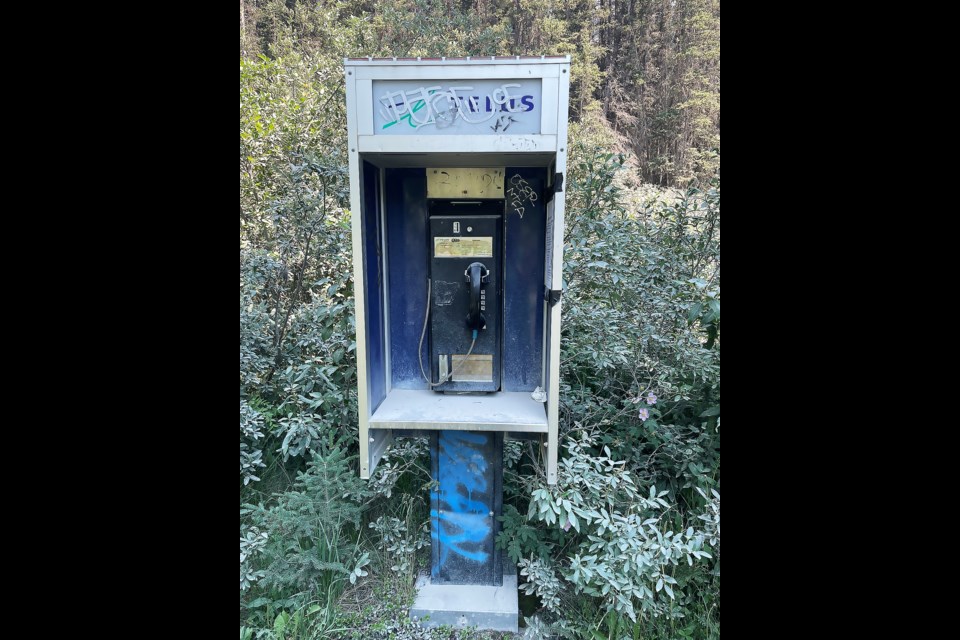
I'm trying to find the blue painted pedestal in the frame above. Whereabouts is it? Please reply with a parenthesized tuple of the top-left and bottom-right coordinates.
(430, 431, 504, 587)
(413, 430, 517, 632)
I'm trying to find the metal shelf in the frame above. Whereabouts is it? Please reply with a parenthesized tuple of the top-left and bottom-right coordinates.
(370, 390, 548, 433)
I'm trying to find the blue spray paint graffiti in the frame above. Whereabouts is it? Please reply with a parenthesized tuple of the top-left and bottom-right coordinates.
(431, 431, 494, 578)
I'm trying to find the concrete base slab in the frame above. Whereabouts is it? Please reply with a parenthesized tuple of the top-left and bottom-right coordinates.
(410, 567, 519, 633)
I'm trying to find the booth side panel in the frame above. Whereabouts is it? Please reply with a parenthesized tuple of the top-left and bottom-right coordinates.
(546, 62, 571, 485)
(363, 160, 388, 412)
(386, 169, 430, 390)
(363, 162, 394, 479)
(347, 72, 372, 479)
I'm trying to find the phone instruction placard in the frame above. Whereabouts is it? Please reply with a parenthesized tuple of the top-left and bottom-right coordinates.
(434, 237, 494, 258)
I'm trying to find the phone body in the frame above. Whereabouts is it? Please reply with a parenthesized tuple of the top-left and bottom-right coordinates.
(428, 203, 503, 393)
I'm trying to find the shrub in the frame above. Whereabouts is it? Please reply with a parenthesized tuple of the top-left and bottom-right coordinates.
(242, 434, 370, 612)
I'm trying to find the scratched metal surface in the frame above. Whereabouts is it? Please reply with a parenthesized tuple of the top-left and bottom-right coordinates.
(372, 80, 544, 136)
(428, 213, 502, 392)
(431, 431, 504, 586)
(384, 167, 546, 394)
(386, 169, 430, 389)
(503, 168, 546, 392)
(370, 390, 548, 432)
(363, 161, 388, 411)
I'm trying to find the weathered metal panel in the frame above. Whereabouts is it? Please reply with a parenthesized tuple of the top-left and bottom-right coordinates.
(503, 168, 546, 392)
(385, 169, 430, 389)
(427, 168, 505, 199)
(373, 79, 543, 136)
(353, 62, 565, 82)
(369, 390, 548, 433)
(358, 134, 557, 154)
(347, 69, 373, 479)
(431, 431, 503, 586)
(363, 161, 387, 412)
(546, 60, 571, 485)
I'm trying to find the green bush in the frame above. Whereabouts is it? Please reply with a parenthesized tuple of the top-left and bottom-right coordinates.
(498, 147, 720, 636)
(242, 434, 370, 617)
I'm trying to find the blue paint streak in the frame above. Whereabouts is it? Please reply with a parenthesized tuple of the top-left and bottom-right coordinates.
(430, 511, 491, 563)
(433, 432, 493, 572)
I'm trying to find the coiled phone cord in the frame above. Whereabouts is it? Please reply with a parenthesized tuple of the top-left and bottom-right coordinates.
(419, 278, 478, 387)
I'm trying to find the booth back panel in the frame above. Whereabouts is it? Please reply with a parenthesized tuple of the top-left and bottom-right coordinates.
(503, 168, 547, 392)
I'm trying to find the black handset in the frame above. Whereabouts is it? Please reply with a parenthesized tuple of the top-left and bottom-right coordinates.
(466, 262, 488, 332)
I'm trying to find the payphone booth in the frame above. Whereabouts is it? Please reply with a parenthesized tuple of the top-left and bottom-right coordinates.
(345, 57, 570, 632)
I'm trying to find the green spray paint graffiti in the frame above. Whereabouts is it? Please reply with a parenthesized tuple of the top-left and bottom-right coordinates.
(382, 91, 435, 130)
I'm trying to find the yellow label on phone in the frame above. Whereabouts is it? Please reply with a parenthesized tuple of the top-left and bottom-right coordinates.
(434, 237, 494, 258)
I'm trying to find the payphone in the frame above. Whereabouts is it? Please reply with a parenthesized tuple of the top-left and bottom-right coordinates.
(421, 203, 503, 393)
(345, 55, 570, 633)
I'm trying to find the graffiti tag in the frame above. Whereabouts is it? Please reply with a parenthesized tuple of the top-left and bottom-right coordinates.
(507, 174, 538, 219)
(379, 84, 535, 131)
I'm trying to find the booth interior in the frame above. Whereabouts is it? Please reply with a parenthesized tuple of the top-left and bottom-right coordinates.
(358, 153, 560, 471)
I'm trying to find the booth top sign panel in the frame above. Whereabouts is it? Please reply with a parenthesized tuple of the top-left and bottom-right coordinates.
(373, 79, 543, 136)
